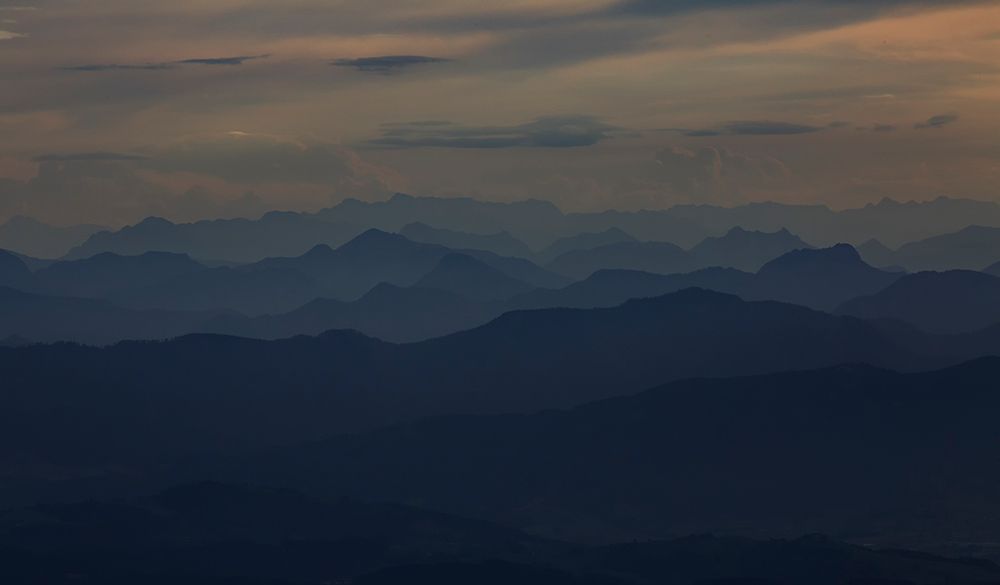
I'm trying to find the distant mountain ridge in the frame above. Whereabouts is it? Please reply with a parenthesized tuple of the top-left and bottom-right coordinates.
(400, 222, 534, 258)
(0, 215, 105, 258)
(60, 194, 1000, 263)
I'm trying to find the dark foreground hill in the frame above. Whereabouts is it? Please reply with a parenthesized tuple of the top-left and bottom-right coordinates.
(2, 482, 999, 585)
(233, 358, 1000, 549)
(1, 289, 999, 486)
(0, 482, 557, 585)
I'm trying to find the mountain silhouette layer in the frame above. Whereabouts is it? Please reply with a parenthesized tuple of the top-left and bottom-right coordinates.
(837, 270, 1000, 333)
(235, 358, 1000, 546)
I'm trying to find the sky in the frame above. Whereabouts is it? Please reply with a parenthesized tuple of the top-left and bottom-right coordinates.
(1, 0, 999, 226)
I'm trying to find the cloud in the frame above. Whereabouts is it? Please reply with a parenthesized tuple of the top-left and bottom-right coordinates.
(854, 123, 897, 132)
(61, 55, 269, 72)
(914, 114, 959, 129)
(1, 134, 399, 226)
(33, 152, 148, 162)
(0, 29, 23, 40)
(684, 120, 824, 137)
(653, 145, 791, 203)
(177, 55, 270, 66)
(332, 55, 451, 73)
(143, 132, 397, 196)
(368, 116, 617, 149)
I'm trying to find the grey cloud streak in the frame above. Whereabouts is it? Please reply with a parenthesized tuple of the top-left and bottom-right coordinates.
(368, 116, 618, 149)
(332, 55, 451, 73)
(61, 54, 270, 72)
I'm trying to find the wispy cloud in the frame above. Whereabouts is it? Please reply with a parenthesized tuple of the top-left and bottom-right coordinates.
(33, 152, 148, 162)
(914, 114, 959, 129)
(683, 120, 824, 137)
(368, 115, 617, 148)
(332, 55, 451, 73)
(61, 54, 270, 72)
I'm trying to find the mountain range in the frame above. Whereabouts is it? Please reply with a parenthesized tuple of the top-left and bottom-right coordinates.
(3, 288, 1000, 486)
(229, 357, 1000, 548)
(29, 194, 1000, 265)
(0, 241, 979, 345)
(859, 225, 1000, 272)
(3, 482, 998, 585)
(838, 270, 1000, 333)
(0, 215, 105, 259)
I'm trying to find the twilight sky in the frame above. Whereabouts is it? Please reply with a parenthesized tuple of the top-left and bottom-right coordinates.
(1, 0, 999, 226)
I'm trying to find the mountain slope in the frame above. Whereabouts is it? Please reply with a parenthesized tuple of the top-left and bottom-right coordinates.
(689, 227, 811, 272)
(0, 286, 224, 345)
(537, 228, 637, 263)
(0, 482, 553, 585)
(35, 251, 205, 299)
(415, 253, 534, 301)
(0, 289, 965, 469)
(0, 216, 105, 259)
(0, 250, 32, 290)
(837, 270, 1000, 333)
(547, 241, 693, 279)
(243, 358, 1000, 546)
(400, 222, 534, 258)
(748, 244, 902, 310)
(66, 213, 365, 263)
(890, 225, 1000, 271)
(203, 283, 496, 342)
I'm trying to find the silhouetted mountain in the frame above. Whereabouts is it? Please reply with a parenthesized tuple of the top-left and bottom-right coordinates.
(116, 264, 323, 316)
(857, 238, 896, 268)
(319, 193, 567, 249)
(564, 535, 1000, 585)
(0, 482, 553, 585)
(544, 229, 812, 281)
(415, 253, 534, 301)
(837, 271, 1000, 334)
(0, 215, 105, 259)
(54, 195, 1000, 266)
(400, 222, 534, 258)
(547, 241, 693, 279)
(35, 251, 205, 299)
(7, 483, 994, 585)
(538, 228, 637, 263)
(355, 561, 629, 585)
(889, 226, 1000, 271)
(66, 212, 366, 263)
(361, 536, 1000, 585)
(249, 229, 564, 301)
(986, 261, 1000, 277)
(250, 230, 453, 300)
(323, 194, 1000, 249)
(0, 250, 32, 289)
(5, 289, 995, 477)
(242, 358, 1000, 547)
(689, 227, 811, 272)
(203, 283, 496, 342)
(0, 286, 224, 345)
(509, 267, 752, 311)
(747, 244, 902, 310)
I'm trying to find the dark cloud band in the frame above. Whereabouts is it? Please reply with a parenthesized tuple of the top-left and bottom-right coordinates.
(332, 55, 451, 73)
(61, 54, 269, 72)
(368, 116, 616, 149)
